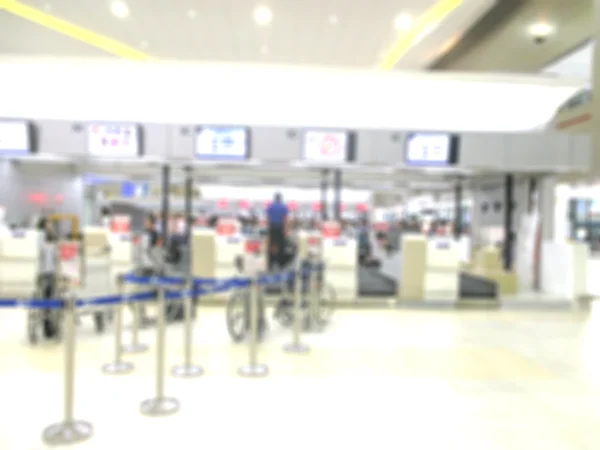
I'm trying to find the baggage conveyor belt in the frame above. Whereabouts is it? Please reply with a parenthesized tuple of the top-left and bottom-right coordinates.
(263, 267, 498, 300)
(357, 267, 498, 299)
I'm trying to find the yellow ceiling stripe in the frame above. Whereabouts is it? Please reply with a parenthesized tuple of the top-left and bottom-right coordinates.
(378, 0, 463, 70)
(0, 0, 153, 60)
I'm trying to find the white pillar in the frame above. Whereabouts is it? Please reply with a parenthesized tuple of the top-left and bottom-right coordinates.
(538, 176, 557, 241)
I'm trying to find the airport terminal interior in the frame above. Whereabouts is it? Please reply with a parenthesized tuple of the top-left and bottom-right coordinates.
(2, 0, 600, 449)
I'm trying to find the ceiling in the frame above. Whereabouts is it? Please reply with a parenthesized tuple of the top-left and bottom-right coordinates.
(542, 39, 593, 82)
(0, 0, 495, 69)
(432, 0, 593, 74)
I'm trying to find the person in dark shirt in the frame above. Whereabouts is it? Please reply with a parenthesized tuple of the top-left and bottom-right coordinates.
(266, 192, 289, 271)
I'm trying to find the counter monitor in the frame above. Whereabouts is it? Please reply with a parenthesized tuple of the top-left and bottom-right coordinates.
(87, 123, 142, 158)
(404, 133, 459, 166)
(195, 127, 250, 161)
(302, 130, 355, 164)
(0, 120, 33, 156)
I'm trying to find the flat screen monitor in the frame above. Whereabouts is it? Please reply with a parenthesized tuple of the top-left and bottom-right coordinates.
(87, 123, 142, 158)
(195, 127, 250, 161)
(0, 120, 31, 156)
(302, 130, 354, 164)
(404, 133, 459, 166)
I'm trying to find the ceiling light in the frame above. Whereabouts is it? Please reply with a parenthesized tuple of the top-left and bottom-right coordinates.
(110, 1, 130, 19)
(528, 22, 555, 38)
(260, 45, 269, 54)
(329, 14, 338, 25)
(187, 9, 197, 19)
(43, 3, 52, 12)
(140, 40, 149, 49)
(394, 13, 412, 31)
(253, 5, 273, 26)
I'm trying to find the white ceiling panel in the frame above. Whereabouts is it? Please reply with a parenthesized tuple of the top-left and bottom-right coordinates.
(1, 0, 491, 69)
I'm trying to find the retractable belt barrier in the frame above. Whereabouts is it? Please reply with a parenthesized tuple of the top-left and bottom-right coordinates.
(0, 269, 306, 310)
(0, 265, 321, 447)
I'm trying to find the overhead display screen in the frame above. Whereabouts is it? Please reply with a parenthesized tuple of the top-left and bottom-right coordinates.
(87, 123, 141, 158)
(302, 131, 351, 163)
(0, 120, 31, 155)
(195, 127, 249, 161)
(404, 133, 459, 166)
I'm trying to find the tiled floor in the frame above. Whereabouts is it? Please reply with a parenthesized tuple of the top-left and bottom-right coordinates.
(1, 302, 600, 449)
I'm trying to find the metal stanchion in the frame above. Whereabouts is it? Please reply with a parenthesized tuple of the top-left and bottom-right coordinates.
(171, 279, 204, 377)
(102, 278, 134, 374)
(140, 284, 179, 416)
(237, 277, 269, 377)
(121, 284, 149, 354)
(283, 264, 310, 353)
(42, 291, 93, 446)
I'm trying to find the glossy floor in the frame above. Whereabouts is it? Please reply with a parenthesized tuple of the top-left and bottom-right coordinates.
(1, 303, 600, 450)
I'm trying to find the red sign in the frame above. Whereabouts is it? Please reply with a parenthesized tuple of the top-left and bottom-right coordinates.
(216, 219, 237, 236)
(288, 201, 298, 211)
(308, 236, 321, 246)
(373, 222, 389, 232)
(239, 199, 250, 210)
(28, 192, 48, 204)
(312, 202, 322, 212)
(111, 215, 131, 233)
(216, 199, 228, 209)
(321, 221, 341, 239)
(245, 240, 262, 254)
(357, 203, 368, 213)
(59, 242, 78, 261)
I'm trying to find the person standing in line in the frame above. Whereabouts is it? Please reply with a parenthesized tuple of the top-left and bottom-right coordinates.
(266, 192, 289, 272)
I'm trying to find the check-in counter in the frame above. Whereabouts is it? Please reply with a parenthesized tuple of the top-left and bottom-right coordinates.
(399, 234, 459, 303)
(192, 219, 245, 301)
(0, 229, 41, 297)
(541, 241, 588, 301)
(320, 222, 357, 302)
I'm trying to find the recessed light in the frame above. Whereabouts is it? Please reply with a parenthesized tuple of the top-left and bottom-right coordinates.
(187, 9, 197, 19)
(140, 40, 149, 49)
(329, 14, 338, 25)
(260, 44, 269, 54)
(394, 13, 412, 31)
(110, 1, 130, 19)
(43, 3, 52, 12)
(253, 5, 273, 26)
(528, 22, 555, 37)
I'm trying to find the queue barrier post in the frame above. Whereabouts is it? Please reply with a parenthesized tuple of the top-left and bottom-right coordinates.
(237, 275, 269, 378)
(122, 276, 149, 354)
(102, 276, 134, 374)
(140, 282, 180, 416)
(171, 278, 204, 378)
(42, 290, 94, 446)
(283, 263, 310, 354)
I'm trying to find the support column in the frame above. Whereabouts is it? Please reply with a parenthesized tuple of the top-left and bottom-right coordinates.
(333, 169, 342, 221)
(161, 165, 170, 270)
(184, 166, 193, 246)
(320, 169, 329, 221)
(593, 0, 600, 172)
(453, 180, 463, 240)
(503, 174, 514, 271)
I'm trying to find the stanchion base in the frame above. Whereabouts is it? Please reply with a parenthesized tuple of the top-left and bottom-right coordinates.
(283, 342, 310, 354)
(102, 360, 135, 375)
(237, 363, 269, 378)
(140, 397, 180, 416)
(42, 420, 93, 446)
(122, 342, 149, 353)
(171, 364, 204, 378)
